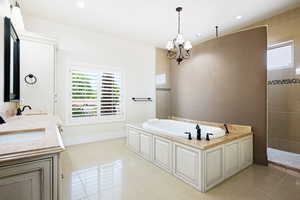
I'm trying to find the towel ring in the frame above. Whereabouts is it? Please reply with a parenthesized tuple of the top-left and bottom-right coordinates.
(24, 74, 37, 85)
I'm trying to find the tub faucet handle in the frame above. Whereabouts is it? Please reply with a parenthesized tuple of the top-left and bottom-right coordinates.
(224, 124, 229, 134)
(196, 124, 201, 140)
(206, 133, 213, 141)
(0, 116, 5, 124)
(184, 132, 192, 140)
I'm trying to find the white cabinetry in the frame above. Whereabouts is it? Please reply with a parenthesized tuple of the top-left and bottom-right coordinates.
(127, 129, 140, 153)
(224, 140, 240, 178)
(240, 135, 253, 169)
(140, 132, 152, 161)
(173, 142, 201, 188)
(204, 146, 224, 190)
(20, 33, 56, 114)
(126, 126, 253, 193)
(153, 136, 172, 172)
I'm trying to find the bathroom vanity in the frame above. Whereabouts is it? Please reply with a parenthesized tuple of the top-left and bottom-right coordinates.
(126, 119, 253, 192)
(0, 115, 64, 200)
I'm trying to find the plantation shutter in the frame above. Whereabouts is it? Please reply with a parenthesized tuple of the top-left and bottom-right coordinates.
(71, 70, 99, 119)
(100, 72, 122, 116)
(70, 67, 123, 123)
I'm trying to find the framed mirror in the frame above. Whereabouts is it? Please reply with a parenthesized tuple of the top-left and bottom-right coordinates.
(4, 17, 20, 102)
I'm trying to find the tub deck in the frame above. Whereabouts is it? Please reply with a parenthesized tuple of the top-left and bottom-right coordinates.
(127, 123, 252, 150)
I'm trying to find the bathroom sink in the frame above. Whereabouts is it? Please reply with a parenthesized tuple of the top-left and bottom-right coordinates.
(0, 128, 45, 144)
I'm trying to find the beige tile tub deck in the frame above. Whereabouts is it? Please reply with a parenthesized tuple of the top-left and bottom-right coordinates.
(127, 122, 252, 151)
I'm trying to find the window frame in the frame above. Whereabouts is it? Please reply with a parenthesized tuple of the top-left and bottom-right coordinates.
(66, 63, 126, 125)
(267, 40, 294, 71)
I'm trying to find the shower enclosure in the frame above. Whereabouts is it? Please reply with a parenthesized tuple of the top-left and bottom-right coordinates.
(267, 40, 300, 170)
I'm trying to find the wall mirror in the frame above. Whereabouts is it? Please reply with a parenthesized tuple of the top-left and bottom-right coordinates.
(4, 17, 20, 102)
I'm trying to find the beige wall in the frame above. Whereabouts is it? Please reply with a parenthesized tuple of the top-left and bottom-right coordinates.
(155, 48, 171, 119)
(247, 7, 300, 154)
(170, 27, 268, 165)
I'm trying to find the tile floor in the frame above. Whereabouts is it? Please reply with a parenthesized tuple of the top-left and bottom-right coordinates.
(268, 147, 300, 170)
(60, 139, 300, 200)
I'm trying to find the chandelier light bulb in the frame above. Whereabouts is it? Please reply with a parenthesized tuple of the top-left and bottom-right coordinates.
(166, 41, 174, 50)
(176, 34, 184, 45)
(184, 40, 192, 50)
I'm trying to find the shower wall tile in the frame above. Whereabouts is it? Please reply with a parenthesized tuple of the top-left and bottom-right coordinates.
(289, 140, 300, 154)
(268, 68, 300, 80)
(268, 111, 289, 139)
(288, 112, 300, 142)
(268, 137, 279, 149)
(277, 138, 289, 151)
(268, 85, 300, 113)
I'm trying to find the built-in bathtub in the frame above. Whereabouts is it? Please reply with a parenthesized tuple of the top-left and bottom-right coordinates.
(126, 119, 253, 192)
(142, 119, 226, 139)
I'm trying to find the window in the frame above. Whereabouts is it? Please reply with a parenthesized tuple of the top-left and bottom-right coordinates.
(69, 65, 124, 124)
(267, 41, 294, 71)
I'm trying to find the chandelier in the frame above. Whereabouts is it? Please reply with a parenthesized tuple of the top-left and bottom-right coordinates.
(166, 7, 192, 65)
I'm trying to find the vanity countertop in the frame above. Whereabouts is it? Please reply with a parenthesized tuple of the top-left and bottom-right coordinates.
(127, 123, 252, 150)
(0, 115, 65, 163)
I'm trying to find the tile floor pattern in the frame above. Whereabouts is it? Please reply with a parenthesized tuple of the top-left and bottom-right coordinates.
(61, 139, 300, 200)
(268, 147, 300, 170)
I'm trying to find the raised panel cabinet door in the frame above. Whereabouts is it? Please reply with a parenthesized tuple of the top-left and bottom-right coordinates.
(205, 146, 223, 191)
(240, 136, 253, 169)
(173, 143, 200, 187)
(140, 133, 152, 160)
(0, 170, 41, 200)
(20, 40, 55, 114)
(0, 158, 52, 200)
(128, 129, 140, 153)
(153, 136, 172, 172)
(224, 141, 239, 178)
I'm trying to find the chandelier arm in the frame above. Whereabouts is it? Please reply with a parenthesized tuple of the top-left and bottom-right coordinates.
(182, 50, 191, 59)
(167, 50, 177, 59)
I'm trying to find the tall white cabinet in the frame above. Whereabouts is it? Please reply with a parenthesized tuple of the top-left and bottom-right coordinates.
(20, 32, 56, 114)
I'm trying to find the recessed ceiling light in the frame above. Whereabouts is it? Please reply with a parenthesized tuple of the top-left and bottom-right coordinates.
(76, 0, 85, 8)
(236, 15, 243, 20)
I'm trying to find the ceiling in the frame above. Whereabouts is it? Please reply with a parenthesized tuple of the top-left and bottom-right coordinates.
(20, 0, 300, 47)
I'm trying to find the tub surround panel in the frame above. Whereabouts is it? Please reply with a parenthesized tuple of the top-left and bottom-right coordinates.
(170, 27, 267, 165)
(0, 115, 65, 163)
